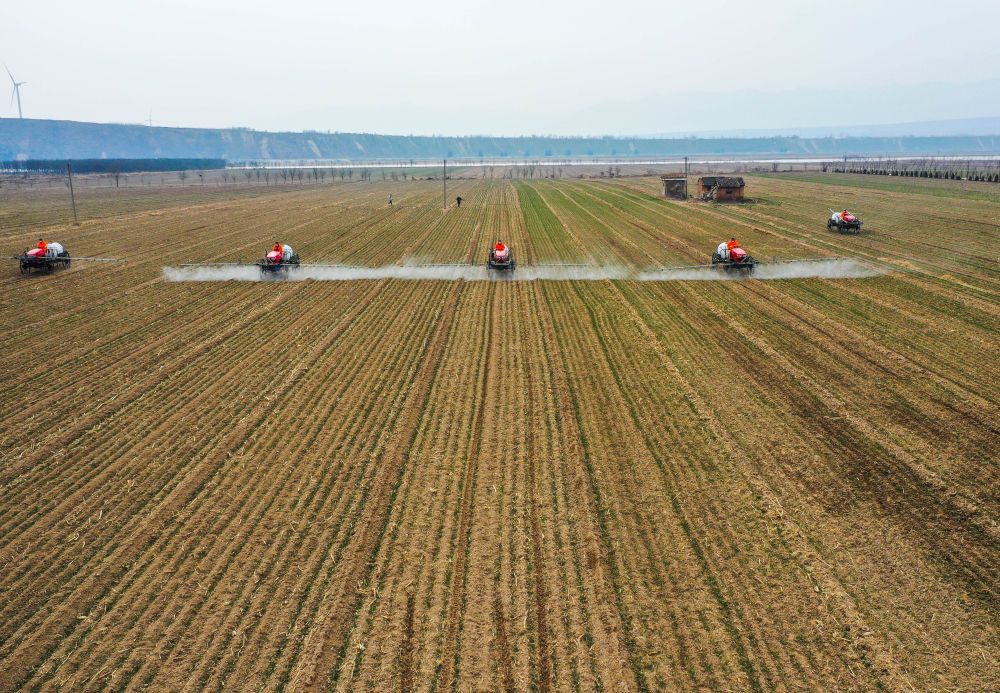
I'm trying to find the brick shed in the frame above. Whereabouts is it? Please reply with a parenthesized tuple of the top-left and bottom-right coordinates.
(660, 176, 688, 199)
(697, 176, 745, 201)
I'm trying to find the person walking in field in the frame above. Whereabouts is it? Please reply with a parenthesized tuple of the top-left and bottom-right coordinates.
(388, 194, 393, 206)
(456, 196, 463, 208)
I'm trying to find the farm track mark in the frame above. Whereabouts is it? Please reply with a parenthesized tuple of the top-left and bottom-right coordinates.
(292, 280, 464, 692)
(436, 281, 494, 693)
(523, 281, 552, 693)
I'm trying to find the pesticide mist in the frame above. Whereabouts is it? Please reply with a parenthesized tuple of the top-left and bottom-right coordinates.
(164, 259, 881, 283)
(640, 259, 882, 281)
(162, 265, 633, 282)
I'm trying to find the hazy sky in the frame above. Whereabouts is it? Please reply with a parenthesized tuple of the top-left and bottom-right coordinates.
(3, 0, 999, 135)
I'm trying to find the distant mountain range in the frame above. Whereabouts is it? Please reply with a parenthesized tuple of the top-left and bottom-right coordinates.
(645, 117, 1000, 139)
(2, 118, 999, 163)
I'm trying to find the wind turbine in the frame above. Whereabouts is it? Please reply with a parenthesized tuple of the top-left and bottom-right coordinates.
(5, 65, 26, 119)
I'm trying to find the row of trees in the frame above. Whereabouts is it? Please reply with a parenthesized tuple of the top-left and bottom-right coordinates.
(214, 167, 428, 185)
(829, 165, 1000, 182)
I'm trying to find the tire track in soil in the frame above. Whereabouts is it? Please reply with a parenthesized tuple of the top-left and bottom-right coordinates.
(291, 279, 464, 693)
(436, 280, 495, 693)
(0, 278, 388, 693)
(491, 591, 517, 693)
(400, 591, 416, 693)
(524, 280, 552, 693)
(608, 279, 900, 690)
(532, 282, 638, 692)
(559, 279, 763, 692)
(677, 281, 1000, 613)
(730, 279, 1000, 512)
(309, 287, 486, 691)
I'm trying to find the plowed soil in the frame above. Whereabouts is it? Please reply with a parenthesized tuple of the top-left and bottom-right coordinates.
(1, 174, 998, 691)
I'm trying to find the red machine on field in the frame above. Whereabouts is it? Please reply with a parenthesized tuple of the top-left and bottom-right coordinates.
(176, 242, 304, 278)
(712, 240, 758, 275)
(828, 209, 863, 234)
(2, 240, 121, 275)
(258, 243, 300, 275)
(647, 239, 839, 279)
(487, 240, 515, 271)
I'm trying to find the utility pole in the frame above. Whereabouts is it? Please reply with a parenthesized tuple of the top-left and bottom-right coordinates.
(67, 162, 79, 225)
(443, 159, 447, 209)
(683, 156, 689, 198)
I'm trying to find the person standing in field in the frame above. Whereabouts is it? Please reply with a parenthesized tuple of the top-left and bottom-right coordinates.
(388, 194, 393, 206)
(456, 196, 463, 208)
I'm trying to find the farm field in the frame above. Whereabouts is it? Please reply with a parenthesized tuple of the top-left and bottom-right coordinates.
(1, 173, 999, 692)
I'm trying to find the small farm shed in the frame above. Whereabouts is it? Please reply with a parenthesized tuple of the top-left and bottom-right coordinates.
(697, 176, 745, 201)
(660, 176, 687, 199)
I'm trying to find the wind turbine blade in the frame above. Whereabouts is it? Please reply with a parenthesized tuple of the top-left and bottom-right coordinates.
(4, 64, 13, 84)
(10, 89, 14, 108)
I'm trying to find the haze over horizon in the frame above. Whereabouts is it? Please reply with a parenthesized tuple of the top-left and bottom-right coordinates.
(3, 0, 999, 137)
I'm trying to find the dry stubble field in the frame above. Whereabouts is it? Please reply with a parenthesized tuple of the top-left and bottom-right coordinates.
(1, 172, 999, 692)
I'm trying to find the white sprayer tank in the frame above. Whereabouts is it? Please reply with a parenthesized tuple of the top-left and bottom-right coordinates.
(716, 241, 729, 260)
(45, 242, 65, 257)
(281, 244, 293, 256)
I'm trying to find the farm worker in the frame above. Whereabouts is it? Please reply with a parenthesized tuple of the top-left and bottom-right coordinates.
(495, 240, 505, 252)
(388, 194, 393, 206)
(727, 238, 739, 251)
(842, 209, 849, 219)
(456, 196, 463, 208)
(37, 238, 47, 254)
(272, 242, 282, 262)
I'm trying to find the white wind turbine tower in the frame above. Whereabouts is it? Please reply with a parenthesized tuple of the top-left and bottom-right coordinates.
(6, 65, 26, 119)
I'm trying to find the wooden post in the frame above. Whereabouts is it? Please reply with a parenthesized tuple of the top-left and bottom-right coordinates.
(684, 156, 689, 198)
(67, 162, 79, 225)
(443, 159, 447, 209)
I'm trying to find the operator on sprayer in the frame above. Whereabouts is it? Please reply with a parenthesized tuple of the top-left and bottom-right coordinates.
(717, 237, 739, 260)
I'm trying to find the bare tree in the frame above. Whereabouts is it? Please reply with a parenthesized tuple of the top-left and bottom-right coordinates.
(178, 171, 188, 186)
